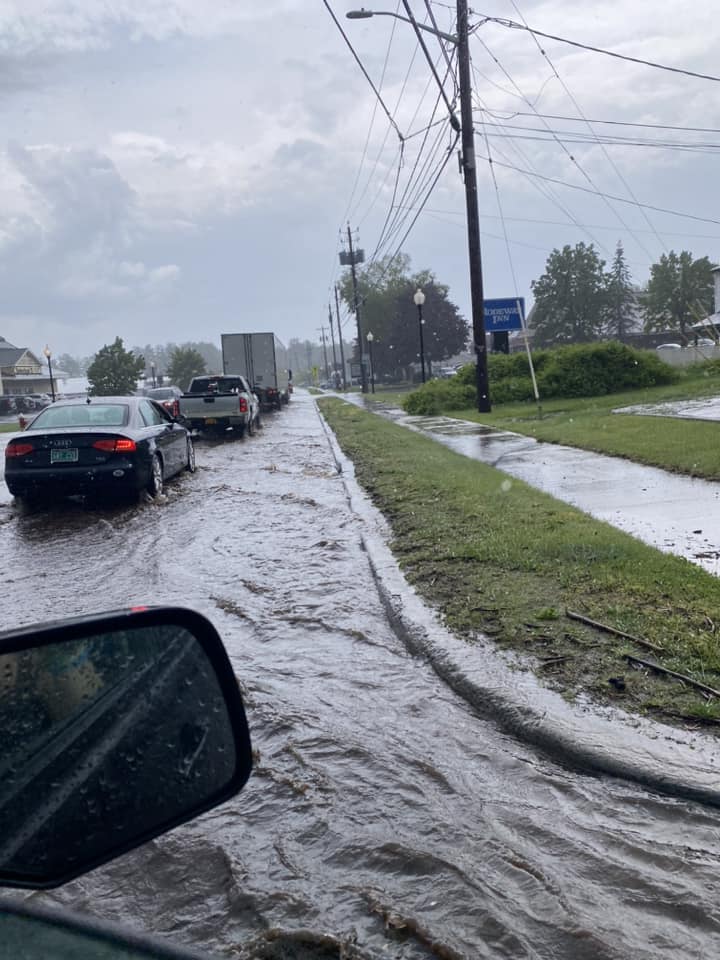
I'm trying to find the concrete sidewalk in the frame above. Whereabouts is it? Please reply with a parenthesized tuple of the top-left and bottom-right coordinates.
(348, 397, 720, 577)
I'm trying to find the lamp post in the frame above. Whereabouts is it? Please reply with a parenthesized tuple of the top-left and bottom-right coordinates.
(347, 4, 491, 412)
(366, 331, 375, 394)
(151, 361, 157, 389)
(413, 288, 427, 383)
(43, 345, 55, 402)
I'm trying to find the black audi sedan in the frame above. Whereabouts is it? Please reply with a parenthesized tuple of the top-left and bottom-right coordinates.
(4, 396, 196, 505)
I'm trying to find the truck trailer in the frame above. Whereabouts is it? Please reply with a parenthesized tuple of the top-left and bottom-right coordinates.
(221, 333, 291, 410)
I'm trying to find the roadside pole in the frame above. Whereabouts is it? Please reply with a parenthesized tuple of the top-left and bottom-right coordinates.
(457, 0, 491, 412)
(328, 303, 340, 386)
(334, 284, 348, 390)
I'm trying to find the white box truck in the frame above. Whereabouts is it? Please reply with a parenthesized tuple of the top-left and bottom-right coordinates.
(221, 333, 291, 410)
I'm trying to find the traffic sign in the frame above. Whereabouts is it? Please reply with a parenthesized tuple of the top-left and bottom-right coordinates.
(483, 298, 525, 332)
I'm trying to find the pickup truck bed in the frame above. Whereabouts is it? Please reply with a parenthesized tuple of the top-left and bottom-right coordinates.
(179, 375, 259, 436)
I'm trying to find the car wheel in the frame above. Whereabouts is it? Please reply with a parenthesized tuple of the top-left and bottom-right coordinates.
(186, 437, 196, 473)
(148, 454, 164, 497)
(256, 412, 262, 429)
(247, 415, 255, 437)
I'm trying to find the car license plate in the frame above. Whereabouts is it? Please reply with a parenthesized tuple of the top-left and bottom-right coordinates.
(50, 449, 78, 463)
(205, 418, 217, 425)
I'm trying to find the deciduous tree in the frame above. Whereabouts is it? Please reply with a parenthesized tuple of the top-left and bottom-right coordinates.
(531, 243, 608, 346)
(642, 250, 714, 340)
(87, 337, 145, 396)
(166, 346, 207, 390)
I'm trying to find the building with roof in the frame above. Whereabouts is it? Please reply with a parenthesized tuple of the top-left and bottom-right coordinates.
(0, 337, 61, 396)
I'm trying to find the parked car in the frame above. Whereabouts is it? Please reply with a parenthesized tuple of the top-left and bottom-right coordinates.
(145, 385, 183, 418)
(4, 396, 196, 505)
(0, 396, 17, 416)
(27, 393, 53, 408)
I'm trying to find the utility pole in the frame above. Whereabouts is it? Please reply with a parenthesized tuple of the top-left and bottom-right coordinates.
(318, 325, 330, 381)
(457, 0, 491, 412)
(328, 303, 339, 386)
(343, 224, 368, 393)
(334, 284, 348, 390)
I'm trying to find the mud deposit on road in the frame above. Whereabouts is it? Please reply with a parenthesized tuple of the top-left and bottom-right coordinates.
(3, 398, 720, 959)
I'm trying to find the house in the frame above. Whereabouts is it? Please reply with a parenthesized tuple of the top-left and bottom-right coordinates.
(0, 337, 59, 396)
(691, 266, 720, 339)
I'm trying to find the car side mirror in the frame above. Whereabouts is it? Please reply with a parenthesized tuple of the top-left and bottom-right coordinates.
(0, 607, 252, 889)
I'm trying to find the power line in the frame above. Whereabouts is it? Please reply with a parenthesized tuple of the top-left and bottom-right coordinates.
(341, 1, 402, 228)
(322, 0, 405, 142)
(473, 91, 614, 257)
(479, 109, 720, 136)
(506, 0, 667, 257)
(472, 33, 656, 260)
(475, 15, 720, 83)
(479, 152, 720, 226)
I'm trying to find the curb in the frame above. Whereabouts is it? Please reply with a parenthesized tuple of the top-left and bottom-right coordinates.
(316, 404, 720, 809)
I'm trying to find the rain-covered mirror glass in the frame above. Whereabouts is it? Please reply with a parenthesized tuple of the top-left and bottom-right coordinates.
(0, 624, 240, 886)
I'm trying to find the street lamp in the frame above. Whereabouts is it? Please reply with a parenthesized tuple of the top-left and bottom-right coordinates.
(366, 331, 375, 394)
(43, 345, 55, 402)
(413, 288, 427, 384)
(346, 8, 457, 42)
(347, 3, 491, 412)
(150, 361, 156, 388)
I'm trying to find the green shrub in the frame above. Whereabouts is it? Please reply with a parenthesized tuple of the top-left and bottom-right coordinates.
(402, 341, 680, 414)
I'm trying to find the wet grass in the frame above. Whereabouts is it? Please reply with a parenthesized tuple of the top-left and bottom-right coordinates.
(442, 371, 720, 479)
(320, 397, 720, 731)
(0, 423, 19, 433)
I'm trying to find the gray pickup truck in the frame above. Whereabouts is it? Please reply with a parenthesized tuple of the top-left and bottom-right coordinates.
(179, 375, 261, 437)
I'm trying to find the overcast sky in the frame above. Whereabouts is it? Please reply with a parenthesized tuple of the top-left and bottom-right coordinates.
(1, 0, 719, 361)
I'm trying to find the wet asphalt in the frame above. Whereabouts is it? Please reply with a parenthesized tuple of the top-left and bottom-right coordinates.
(2, 394, 720, 959)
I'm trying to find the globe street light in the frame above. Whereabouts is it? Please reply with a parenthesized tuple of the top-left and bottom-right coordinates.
(366, 331, 375, 394)
(413, 288, 427, 384)
(43, 345, 55, 402)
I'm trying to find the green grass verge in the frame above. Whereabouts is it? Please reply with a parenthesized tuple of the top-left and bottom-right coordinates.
(0, 422, 19, 433)
(320, 397, 720, 731)
(438, 373, 720, 480)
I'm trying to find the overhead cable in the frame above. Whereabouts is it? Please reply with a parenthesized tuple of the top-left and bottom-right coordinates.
(479, 152, 720, 226)
(474, 15, 720, 83)
(322, 0, 405, 142)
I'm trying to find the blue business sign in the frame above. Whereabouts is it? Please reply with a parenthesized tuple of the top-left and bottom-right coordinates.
(483, 297, 525, 332)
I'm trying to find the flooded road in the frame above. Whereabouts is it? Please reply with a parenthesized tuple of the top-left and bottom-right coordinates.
(4, 394, 720, 959)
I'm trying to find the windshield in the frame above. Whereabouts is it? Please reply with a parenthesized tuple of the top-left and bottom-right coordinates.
(28, 405, 129, 429)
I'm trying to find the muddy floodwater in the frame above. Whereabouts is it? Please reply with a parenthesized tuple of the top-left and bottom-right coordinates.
(3, 395, 720, 959)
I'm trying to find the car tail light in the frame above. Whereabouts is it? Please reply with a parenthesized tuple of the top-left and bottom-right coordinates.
(92, 438, 137, 453)
(172, 399, 180, 418)
(239, 397, 248, 413)
(5, 442, 34, 458)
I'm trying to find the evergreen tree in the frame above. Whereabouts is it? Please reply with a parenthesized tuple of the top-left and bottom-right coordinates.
(604, 241, 636, 341)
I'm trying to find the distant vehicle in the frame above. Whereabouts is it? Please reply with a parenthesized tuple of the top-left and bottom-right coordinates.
(179, 375, 260, 437)
(656, 343, 682, 350)
(0, 396, 16, 416)
(145, 385, 183, 418)
(695, 338, 716, 348)
(221, 332, 292, 409)
(4, 396, 195, 505)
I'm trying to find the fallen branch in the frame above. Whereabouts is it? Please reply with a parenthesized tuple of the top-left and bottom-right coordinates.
(566, 610, 665, 653)
(625, 654, 720, 700)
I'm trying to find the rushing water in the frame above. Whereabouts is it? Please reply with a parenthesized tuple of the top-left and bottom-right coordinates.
(3, 395, 720, 959)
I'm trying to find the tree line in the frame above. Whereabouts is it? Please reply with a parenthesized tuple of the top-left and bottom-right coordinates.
(531, 243, 716, 347)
